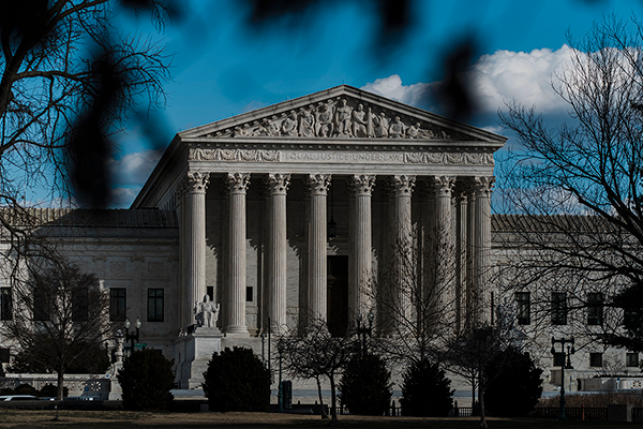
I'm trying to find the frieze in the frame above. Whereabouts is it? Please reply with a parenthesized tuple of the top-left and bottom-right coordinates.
(190, 148, 494, 165)
(203, 97, 454, 141)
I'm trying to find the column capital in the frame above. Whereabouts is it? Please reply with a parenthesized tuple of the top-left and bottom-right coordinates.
(226, 173, 251, 194)
(433, 175, 456, 196)
(185, 172, 210, 193)
(474, 176, 495, 196)
(305, 174, 331, 195)
(266, 173, 291, 195)
(347, 174, 376, 195)
(390, 175, 416, 196)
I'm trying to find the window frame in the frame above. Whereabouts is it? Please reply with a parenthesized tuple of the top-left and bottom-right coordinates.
(147, 288, 164, 323)
(626, 353, 639, 368)
(515, 292, 531, 325)
(589, 352, 603, 368)
(587, 292, 603, 326)
(0, 287, 12, 321)
(109, 288, 126, 322)
(551, 292, 567, 325)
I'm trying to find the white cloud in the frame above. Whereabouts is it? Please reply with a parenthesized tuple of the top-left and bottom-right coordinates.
(111, 187, 141, 208)
(109, 149, 162, 186)
(361, 45, 574, 116)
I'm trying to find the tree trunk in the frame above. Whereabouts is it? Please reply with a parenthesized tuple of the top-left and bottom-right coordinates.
(57, 369, 64, 401)
(329, 373, 339, 426)
(478, 374, 488, 429)
(316, 376, 329, 419)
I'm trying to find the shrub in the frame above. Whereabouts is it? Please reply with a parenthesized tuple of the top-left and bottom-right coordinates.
(400, 359, 453, 417)
(339, 352, 392, 416)
(38, 384, 69, 398)
(485, 347, 543, 417)
(117, 348, 175, 410)
(202, 347, 271, 412)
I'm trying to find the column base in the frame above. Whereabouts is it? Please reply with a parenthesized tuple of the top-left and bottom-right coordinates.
(225, 324, 250, 337)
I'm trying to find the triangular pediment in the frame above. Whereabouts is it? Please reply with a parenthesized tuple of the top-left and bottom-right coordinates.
(179, 85, 505, 144)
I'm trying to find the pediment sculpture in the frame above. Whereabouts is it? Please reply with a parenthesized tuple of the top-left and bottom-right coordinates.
(210, 98, 452, 140)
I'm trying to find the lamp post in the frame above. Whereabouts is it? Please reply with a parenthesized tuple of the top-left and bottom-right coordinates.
(124, 318, 142, 354)
(551, 336, 575, 420)
(277, 340, 284, 413)
(356, 309, 375, 355)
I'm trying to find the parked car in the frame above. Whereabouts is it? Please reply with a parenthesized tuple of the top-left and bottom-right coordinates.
(0, 395, 39, 401)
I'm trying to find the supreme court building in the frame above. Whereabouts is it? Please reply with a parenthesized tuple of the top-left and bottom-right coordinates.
(133, 84, 504, 340)
(10, 85, 638, 394)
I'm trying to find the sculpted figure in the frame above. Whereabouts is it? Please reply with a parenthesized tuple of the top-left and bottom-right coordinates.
(334, 98, 352, 137)
(281, 112, 298, 136)
(194, 295, 220, 328)
(351, 103, 368, 137)
(315, 102, 335, 137)
(298, 108, 315, 137)
(254, 120, 270, 136)
(389, 116, 405, 138)
(373, 112, 389, 138)
(407, 122, 420, 138)
(268, 118, 281, 136)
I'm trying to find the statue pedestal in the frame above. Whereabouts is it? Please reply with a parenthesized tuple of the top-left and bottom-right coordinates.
(174, 327, 222, 389)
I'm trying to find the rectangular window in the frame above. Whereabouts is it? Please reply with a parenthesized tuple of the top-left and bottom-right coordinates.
(207, 286, 214, 302)
(624, 308, 639, 327)
(110, 288, 126, 322)
(246, 286, 253, 302)
(33, 286, 50, 322)
(587, 292, 603, 325)
(552, 292, 567, 325)
(553, 352, 565, 367)
(0, 288, 12, 321)
(147, 289, 164, 322)
(72, 287, 89, 322)
(590, 353, 603, 368)
(515, 292, 530, 325)
(626, 353, 639, 368)
(0, 348, 9, 363)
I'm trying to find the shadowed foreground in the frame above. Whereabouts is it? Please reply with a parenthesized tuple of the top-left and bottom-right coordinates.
(0, 411, 634, 429)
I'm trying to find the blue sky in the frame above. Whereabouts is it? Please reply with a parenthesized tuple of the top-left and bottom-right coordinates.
(108, 0, 643, 207)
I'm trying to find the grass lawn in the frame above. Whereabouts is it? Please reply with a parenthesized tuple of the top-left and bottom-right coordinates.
(0, 411, 634, 429)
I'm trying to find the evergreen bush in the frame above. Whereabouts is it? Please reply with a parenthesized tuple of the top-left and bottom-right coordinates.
(400, 359, 453, 417)
(117, 348, 175, 410)
(339, 352, 392, 415)
(202, 346, 271, 412)
(485, 346, 543, 417)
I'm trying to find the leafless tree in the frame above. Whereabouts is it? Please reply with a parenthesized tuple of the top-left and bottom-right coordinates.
(0, 1, 171, 215)
(278, 318, 356, 425)
(2, 259, 112, 400)
(498, 15, 643, 352)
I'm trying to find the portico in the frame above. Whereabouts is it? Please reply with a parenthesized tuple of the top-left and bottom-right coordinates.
(133, 85, 506, 339)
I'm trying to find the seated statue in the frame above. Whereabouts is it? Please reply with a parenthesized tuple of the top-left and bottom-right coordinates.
(194, 295, 220, 328)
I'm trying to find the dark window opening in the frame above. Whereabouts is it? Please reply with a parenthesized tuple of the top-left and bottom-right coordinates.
(515, 292, 530, 325)
(207, 286, 214, 302)
(590, 352, 603, 368)
(626, 353, 639, 367)
(72, 287, 89, 322)
(587, 292, 603, 326)
(0, 288, 12, 321)
(552, 292, 567, 325)
(110, 288, 126, 322)
(553, 352, 565, 367)
(33, 286, 50, 322)
(246, 286, 253, 302)
(147, 289, 164, 322)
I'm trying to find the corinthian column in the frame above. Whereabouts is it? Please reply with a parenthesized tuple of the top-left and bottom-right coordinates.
(182, 172, 209, 327)
(390, 175, 416, 333)
(226, 173, 251, 336)
(347, 174, 376, 320)
(306, 174, 331, 322)
(433, 175, 455, 324)
(266, 173, 291, 335)
(474, 176, 495, 325)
